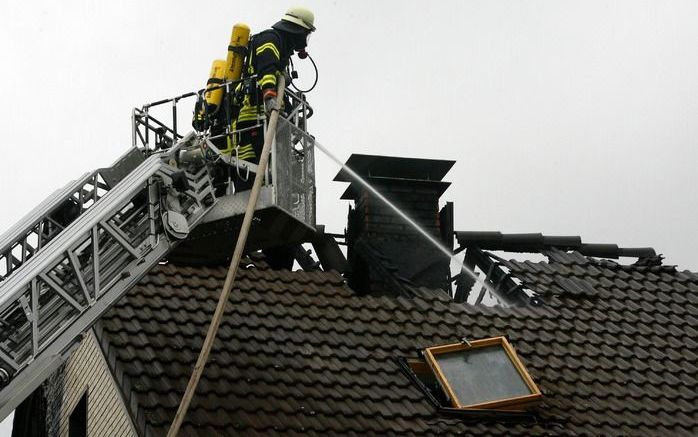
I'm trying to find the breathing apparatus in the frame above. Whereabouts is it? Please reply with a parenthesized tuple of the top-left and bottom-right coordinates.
(272, 6, 319, 93)
(193, 23, 251, 132)
(193, 8, 319, 134)
(287, 52, 318, 93)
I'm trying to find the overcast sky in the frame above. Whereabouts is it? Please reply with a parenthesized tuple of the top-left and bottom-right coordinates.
(1, 0, 697, 432)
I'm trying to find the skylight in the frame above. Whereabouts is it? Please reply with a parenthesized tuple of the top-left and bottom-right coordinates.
(422, 337, 542, 411)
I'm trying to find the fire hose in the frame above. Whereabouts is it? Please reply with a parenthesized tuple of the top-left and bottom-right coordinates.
(167, 75, 287, 437)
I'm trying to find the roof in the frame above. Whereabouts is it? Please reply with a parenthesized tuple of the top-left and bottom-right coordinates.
(95, 251, 698, 436)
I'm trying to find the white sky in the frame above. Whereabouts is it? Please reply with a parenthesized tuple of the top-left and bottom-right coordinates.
(1, 0, 697, 433)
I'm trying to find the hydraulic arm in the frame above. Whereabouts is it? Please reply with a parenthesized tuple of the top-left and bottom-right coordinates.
(0, 75, 316, 421)
(0, 134, 216, 420)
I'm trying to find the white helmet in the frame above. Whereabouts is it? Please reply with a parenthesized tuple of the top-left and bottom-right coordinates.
(281, 7, 315, 32)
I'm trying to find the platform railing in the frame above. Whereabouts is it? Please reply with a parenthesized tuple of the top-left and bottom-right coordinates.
(131, 78, 312, 151)
(273, 117, 315, 227)
(131, 79, 316, 229)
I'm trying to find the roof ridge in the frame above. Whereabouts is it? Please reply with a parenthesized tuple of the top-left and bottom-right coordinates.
(455, 231, 658, 263)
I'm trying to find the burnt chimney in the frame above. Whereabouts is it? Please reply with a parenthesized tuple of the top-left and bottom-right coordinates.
(334, 154, 455, 296)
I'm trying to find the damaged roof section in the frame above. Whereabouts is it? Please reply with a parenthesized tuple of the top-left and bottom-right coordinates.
(456, 231, 658, 261)
(95, 249, 698, 436)
(452, 231, 666, 306)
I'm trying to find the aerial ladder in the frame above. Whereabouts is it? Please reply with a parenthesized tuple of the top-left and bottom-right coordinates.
(0, 76, 318, 420)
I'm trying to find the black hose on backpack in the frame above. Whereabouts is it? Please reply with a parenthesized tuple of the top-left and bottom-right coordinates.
(288, 53, 318, 93)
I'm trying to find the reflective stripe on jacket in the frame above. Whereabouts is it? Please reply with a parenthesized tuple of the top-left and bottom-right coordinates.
(223, 29, 293, 156)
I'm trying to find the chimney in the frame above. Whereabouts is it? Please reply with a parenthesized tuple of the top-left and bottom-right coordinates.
(334, 154, 455, 296)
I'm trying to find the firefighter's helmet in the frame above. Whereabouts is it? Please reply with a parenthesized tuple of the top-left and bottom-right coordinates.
(273, 7, 315, 34)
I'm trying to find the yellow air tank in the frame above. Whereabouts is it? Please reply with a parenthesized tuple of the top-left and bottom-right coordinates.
(225, 23, 251, 81)
(205, 59, 228, 110)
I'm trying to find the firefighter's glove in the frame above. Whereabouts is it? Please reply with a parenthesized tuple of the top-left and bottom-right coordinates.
(264, 97, 280, 116)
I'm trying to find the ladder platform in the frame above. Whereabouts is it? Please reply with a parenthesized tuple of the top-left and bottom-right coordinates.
(168, 187, 316, 264)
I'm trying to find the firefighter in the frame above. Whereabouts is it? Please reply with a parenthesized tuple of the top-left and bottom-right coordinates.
(226, 6, 316, 191)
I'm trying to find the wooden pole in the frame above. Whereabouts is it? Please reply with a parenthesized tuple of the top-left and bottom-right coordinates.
(166, 76, 286, 437)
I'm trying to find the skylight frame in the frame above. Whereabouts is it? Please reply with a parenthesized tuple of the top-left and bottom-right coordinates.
(423, 336, 542, 410)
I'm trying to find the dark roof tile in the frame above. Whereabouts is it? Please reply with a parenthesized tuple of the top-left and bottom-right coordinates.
(95, 250, 698, 436)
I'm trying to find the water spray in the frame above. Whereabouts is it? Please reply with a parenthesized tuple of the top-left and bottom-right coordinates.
(281, 119, 495, 296)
